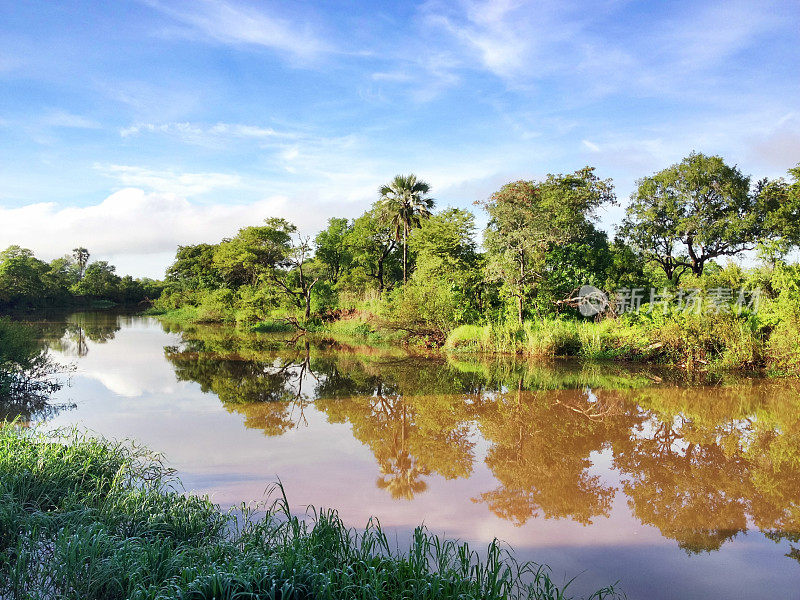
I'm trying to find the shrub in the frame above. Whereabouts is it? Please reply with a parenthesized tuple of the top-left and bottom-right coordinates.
(445, 324, 491, 351)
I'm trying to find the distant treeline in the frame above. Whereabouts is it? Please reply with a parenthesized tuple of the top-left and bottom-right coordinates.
(0, 246, 163, 311)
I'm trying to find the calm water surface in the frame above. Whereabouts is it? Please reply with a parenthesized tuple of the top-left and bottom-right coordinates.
(10, 312, 800, 600)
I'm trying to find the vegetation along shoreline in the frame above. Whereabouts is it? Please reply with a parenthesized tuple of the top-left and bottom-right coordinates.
(3, 153, 800, 375)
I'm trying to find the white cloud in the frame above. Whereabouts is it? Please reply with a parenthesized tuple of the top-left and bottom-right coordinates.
(0, 188, 333, 271)
(371, 71, 414, 83)
(656, 0, 780, 71)
(747, 114, 800, 171)
(582, 139, 600, 152)
(145, 0, 331, 61)
(120, 121, 290, 141)
(421, 0, 589, 80)
(96, 164, 244, 196)
(418, 0, 794, 104)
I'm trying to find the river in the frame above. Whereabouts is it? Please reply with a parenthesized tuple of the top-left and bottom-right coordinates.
(8, 311, 800, 600)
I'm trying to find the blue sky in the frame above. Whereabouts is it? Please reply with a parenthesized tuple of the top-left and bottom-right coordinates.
(1, 0, 798, 277)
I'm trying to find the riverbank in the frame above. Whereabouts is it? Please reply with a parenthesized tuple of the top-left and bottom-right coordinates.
(149, 304, 800, 374)
(0, 426, 620, 600)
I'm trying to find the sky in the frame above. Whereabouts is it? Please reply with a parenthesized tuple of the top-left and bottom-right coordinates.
(1, 0, 798, 278)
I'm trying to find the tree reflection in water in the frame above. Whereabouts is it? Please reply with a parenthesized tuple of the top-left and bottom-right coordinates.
(33, 311, 122, 357)
(473, 384, 637, 525)
(161, 324, 800, 555)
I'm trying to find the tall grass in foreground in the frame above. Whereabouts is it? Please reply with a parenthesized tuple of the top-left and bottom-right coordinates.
(0, 426, 621, 600)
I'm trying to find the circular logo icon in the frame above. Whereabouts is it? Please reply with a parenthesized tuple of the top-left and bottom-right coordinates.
(577, 285, 608, 317)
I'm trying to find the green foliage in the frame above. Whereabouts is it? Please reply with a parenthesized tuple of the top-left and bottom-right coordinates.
(536, 225, 616, 313)
(148, 158, 800, 373)
(757, 164, 800, 248)
(342, 207, 402, 294)
(622, 153, 764, 282)
(444, 324, 491, 351)
(166, 243, 221, 289)
(378, 173, 435, 283)
(0, 427, 620, 600)
(382, 276, 472, 343)
(314, 217, 353, 284)
(480, 167, 615, 322)
(213, 218, 296, 288)
(409, 208, 480, 279)
(73, 261, 121, 297)
(0, 246, 162, 310)
(0, 246, 49, 306)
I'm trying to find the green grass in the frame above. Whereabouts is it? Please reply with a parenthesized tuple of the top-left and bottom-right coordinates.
(443, 312, 772, 371)
(146, 304, 204, 323)
(317, 317, 407, 346)
(0, 426, 621, 600)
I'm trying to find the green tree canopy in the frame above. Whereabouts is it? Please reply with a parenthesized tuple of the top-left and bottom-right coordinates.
(621, 153, 759, 283)
(314, 217, 353, 285)
(481, 167, 615, 322)
(0, 246, 49, 306)
(757, 164, 800, 252)
(166, 243, 220, 289)
(344, 207, 401, 293)
(213, 218, 296, 287)
(73, 261, 121, 298)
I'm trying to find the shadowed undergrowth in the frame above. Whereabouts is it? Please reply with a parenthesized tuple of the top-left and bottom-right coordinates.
(0, 426, 622, 600)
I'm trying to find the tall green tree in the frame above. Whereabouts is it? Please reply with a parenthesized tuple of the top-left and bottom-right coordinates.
(0, 247, 49, 307)
(409, 208, 479, 279)
(72, 247, 90, 280)
(378, 174, 435, 283)
(621, 153, 758, 283)
(166, 243, 220, 289)
(269, 236, 324, 320)
(395, 208, 484, 330)
(314, 217, 353, 285)
(757, 164, 800, 251)
(346, 207, 401, 293)
(213, 218, 296, 287)
(480, 167, 615, 322)
(73, 261, 121, 298)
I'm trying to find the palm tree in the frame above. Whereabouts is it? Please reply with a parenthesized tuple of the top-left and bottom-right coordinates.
(378, 174, 434, 283)
(72, 247, 90, 280)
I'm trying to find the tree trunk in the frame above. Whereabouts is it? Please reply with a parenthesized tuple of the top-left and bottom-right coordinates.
(305, 294, 312, 320)
(402, 224, 408, 283)
(517, 250, 525, 324)
(686, 236, 704, 275)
